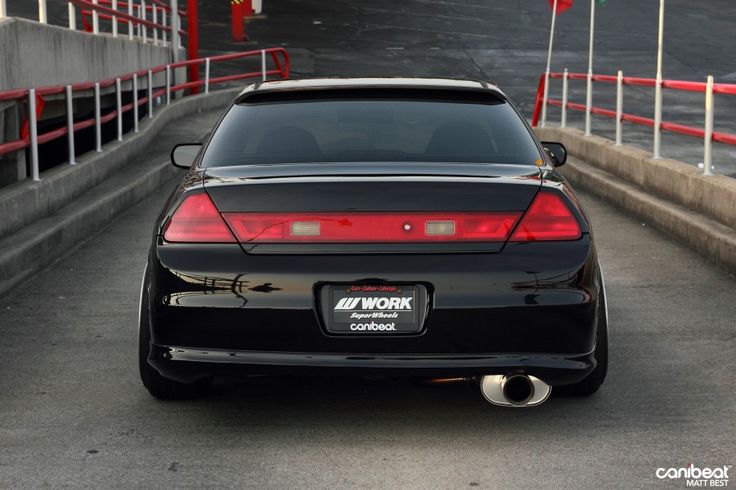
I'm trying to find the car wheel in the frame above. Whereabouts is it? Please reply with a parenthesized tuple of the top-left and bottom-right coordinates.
(138, 269, 210, 400)
(556, 273, 608, 396)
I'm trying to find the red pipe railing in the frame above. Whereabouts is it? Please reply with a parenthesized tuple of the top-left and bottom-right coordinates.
(0, 48, 290, 159)
(533, 71, 736, 149)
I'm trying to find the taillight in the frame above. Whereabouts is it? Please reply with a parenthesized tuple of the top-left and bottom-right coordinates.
(510, 191, 581, 241)
(163, 193, 236, 243)
(222, 212, 522, 243)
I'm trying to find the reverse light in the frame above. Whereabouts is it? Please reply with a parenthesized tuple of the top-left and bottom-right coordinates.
(510, 191, 582, 241)
(222, 212, 522, 243)
(163, 193, 237, 243)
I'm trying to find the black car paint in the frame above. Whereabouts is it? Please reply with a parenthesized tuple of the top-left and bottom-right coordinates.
(142, 86, 602, 388)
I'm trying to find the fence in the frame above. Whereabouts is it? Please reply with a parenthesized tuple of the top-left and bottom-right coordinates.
(533, 70, 736, 176)
(0, 47, 290, 181)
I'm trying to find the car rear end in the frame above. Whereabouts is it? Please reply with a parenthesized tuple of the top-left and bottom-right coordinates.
(141, 79, 604, 403)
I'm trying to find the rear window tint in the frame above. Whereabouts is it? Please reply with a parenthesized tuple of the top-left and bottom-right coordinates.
(202, 95, 541, 167)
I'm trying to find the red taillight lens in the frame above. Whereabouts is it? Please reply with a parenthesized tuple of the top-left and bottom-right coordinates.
(222, 212, 522, 243)
(510, 191, 582, 241)
(163, 193, 236, 243)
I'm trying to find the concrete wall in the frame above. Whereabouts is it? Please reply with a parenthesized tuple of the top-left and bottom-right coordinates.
(536, 127, 736, 229)
(0, 17, 172, 91)
(536, 127, 736, 273)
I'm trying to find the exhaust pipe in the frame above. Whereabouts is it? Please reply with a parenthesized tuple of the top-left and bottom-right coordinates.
(479, 374, 551, 407)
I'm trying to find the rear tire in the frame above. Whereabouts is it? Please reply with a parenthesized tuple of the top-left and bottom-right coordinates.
(556, 273, 608, 396)
(138, 268, 210, 400)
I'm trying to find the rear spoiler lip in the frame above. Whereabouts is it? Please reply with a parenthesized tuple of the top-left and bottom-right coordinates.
(234, 85, 509, 105)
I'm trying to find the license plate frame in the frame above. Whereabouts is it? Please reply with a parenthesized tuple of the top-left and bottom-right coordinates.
(320, 284, 428, 335)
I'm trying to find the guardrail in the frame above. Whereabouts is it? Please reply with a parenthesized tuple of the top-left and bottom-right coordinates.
(532, 70, 736, 176)
(0, 1, 183, 45)
(69, 0, 184, 46)
(0, 47, 289, 181)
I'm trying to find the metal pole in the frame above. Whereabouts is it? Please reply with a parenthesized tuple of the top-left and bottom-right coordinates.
(38, 0, 47, 23)
(133, 73, 139, 132)
(65, 85, 76, 165)
(653, 0, 665, 158)
(204, 57, 210, 94)
(166, 65, 171, 105)
(0, 0, 7, 18)
(170, 0, 180, 63)
(703, 75, 714, 175)
(92, 0, 99, 34)
(94, 82, 102, 152)
(561, 68, 568, 128)
(187, 0, 200, 93)
(128, 0, 133, 39)
(152, 4, 158, 45)
(585, 0, 595, 136)
(261, 49, 267, 81)
(147, 69, 154, 118)
(111, 0, 118, 37)
(541, 0, 559, 128)
(162, 9, 167, 46)
(141, 0, 147, 43)
(68, 2, 77, 29)
(116, 78, 123, 141)
(28, 89, 40, 181)
(615, 70, 623, 146)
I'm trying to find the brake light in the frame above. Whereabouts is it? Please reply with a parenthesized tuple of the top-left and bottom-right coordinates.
(222, 212, 521, 243)
(510, 191, 581, 241)
(163, 193, 236, 243)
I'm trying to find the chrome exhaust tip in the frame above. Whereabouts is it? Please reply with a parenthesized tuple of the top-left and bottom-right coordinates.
(480, 374, 552, 407)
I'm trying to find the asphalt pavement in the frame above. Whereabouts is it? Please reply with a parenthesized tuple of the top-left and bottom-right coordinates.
(1, 165, 734, 487)
(1, 1, 735, 488)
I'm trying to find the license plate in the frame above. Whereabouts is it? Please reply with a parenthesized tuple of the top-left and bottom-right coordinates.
(322, 284, 427, 334)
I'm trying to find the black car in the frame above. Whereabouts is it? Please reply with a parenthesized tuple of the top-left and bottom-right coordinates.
(139, 78, 608, 407)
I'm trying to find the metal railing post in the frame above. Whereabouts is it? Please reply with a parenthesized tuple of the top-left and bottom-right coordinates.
(261, 49, 267, 81)
(540, 70, 550, 128)
(615, 70, 623, 146)
(65, 85, 76, 165)
(152, 4, 158, 45)
(141, 0, 147, 43)
(165, 65, 171, 105)
(170, 0, 180, 61)
(703, 75, 714, 176)
(92, 0, 99, 34)
(133, 73, 139, 132)
(112, 0, 118, 37)
(0, 1, 7, 18)
(147, 69, 154, 118)
(38, 0, 47, 23)
(28, 89, 40, 181)
(653, 74, 662, 158)
(128, 0, 133, 39)
(162, 9, 167, 46)
(116, 77, 123, 141)
(585, 70, 593, 136)
(204, 57, 210, 94)
(68, 1, 77, 30)
(94, 82, 102, 151)
(561, 69, 568, 128)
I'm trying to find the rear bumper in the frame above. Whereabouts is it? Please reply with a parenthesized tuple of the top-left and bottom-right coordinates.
(146, 237, 601, 385)
(148, 347, 596, 385)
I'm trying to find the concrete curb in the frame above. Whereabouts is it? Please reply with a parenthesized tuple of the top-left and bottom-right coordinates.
(0, 89, 238, 297)
(535, 127, 736, 230)
(0, 88, 238, 239)
(0, 159, 178, 296)
(562, 157, 736, 274)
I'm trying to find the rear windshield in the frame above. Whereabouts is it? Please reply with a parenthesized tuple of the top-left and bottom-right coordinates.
(201, 96, 542, 167)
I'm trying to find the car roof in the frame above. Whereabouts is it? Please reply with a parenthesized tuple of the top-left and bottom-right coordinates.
(236, 77, 507, 102)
